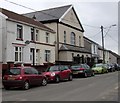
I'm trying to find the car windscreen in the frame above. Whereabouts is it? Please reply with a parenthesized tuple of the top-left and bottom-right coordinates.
(71, 65, 82, 70)
(95, 64, 103, 67)
(5, 68, 21, 75)
(46, 66, 59, 72)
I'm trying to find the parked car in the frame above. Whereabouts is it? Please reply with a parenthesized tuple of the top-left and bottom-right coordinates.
(2, 66, 47, 90)
(43, 65, 72, 83)
(113, 63, 120, 71)
(70, 64, 95, 77)
(104, 64, 115, 72)
(92, 63, 108, 74)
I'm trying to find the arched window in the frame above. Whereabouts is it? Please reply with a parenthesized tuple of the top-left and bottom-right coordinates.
(71, 32, 75, 45)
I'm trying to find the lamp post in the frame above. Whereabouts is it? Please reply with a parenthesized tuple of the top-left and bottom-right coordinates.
(100, 24, 116, 64)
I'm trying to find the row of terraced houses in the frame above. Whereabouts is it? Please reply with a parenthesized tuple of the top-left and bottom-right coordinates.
(0, 5, 120, 70)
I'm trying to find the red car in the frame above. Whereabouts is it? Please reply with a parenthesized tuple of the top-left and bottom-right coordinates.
(2, 66, 47, 90)
(43, 65, 72, 83)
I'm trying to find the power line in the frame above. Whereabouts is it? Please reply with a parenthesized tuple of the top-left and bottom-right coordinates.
(86, 31, 101, 38)
(3, 0, 101, 29)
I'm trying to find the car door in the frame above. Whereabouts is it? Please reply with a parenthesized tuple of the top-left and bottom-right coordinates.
(24, 68, 35, 85)
(59, 66, 69, 79)
(31, 68, 43, 85)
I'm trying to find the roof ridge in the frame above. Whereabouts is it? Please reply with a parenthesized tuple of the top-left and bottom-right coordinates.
(1, 8, 55, 33)
(24, 4, 72, 14)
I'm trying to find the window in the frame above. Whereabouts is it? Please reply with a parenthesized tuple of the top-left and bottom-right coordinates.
(30, 48, 34, 62)
(17, 25, 23, 40)
(31, 68, 38, 74)
(31, 28, 35, 41)
(46, 32, 49, 43)
(15, 47, 23, 62)
(36, 49, 40, 64)
(24, 68, 32, 74)
(45, 50, 50, 62)
(71, 32, 75, 45)
(36, 30, 39, 41)
(64, 31, 66, 43)
(79, 36, 81, 46)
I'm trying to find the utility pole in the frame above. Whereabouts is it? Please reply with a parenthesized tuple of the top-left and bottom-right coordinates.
(101, 26, 105, 64)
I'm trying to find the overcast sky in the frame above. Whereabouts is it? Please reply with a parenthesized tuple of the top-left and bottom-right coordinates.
(0, 0, 119, 54)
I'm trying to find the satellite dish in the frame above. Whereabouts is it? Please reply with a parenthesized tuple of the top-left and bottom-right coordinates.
(25, 40, 30, 45)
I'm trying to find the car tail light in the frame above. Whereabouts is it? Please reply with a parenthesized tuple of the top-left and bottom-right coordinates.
(15, 76, 23, 80)
(3, 76, 8, 80)
(79, 68, 85, 71)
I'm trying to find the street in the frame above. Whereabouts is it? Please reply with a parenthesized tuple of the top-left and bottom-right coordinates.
(2, 71, 119, 102)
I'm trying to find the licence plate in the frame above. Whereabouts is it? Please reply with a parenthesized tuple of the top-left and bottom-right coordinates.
(73, 72, 78, 74)
(8, 77, 15, 80)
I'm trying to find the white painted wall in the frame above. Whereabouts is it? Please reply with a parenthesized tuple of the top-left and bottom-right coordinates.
(2, 18, 55, 65)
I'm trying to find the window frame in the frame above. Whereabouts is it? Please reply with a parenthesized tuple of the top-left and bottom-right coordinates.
(17, 24, 23, 40)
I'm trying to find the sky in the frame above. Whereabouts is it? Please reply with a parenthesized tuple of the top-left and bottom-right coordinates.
(0, 0, 119, 54)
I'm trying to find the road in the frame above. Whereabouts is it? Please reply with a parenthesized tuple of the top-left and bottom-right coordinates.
(2, 71, 119, 102)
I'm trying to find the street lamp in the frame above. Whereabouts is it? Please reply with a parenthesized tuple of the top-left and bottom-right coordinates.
(100, 24, 116, 64)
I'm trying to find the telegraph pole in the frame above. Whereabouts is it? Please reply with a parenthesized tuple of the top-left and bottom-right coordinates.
(101, 26, 105, 64)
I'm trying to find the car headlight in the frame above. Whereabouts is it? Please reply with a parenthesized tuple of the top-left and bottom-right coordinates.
(51, 72, 55, 76)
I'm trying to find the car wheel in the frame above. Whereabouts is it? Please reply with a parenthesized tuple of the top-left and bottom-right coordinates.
(41, 78, 47, 86)
(102, 69, 104, 74)
(23, 81, 30, 90)
(84, 72, 87, 78)
(68, 74, 73, 81)
(55, 76, 60, 83)
(92, 72, 95, 76)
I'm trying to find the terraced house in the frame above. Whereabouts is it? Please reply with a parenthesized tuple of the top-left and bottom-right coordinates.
(0, 8, 55, 68)
(24, 5, 91, 64)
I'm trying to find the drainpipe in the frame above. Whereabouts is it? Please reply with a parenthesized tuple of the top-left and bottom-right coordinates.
(57, 22, 59, 62)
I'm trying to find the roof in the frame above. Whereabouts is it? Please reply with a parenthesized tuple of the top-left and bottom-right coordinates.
(23, 5, 84, 32)
(23, 5, 72, 22)
(0, 8, 55, 33)
(84, 36, 99, 45)
(59, 44, 91, 54)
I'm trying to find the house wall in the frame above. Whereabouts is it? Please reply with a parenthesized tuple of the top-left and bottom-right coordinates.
(61, 7, 82, 30)
(109, 52, 117, 64)
(59, 51, 91, 62)
(58, 23, 84, 47)
(3, 19, 55, 65)
(0, 13, 2, 64)
(84, 38, 91, 53)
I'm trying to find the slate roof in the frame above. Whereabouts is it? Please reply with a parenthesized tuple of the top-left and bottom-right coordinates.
(23, 5, 84, 32)
(59, 44, 91, 54)
(23, 5, 71, 22)
(0, 8, 55, 33)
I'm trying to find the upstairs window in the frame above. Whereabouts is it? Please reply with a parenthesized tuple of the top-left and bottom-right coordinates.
(71, 32, 76, 45)
(17, 25, 23, 40)
(64, 31, 66, 44)
(79, 36, 81, 47)
(36, 30, 39, 41)
(46, 32, 50, 43)
(31, 28, 35, 41)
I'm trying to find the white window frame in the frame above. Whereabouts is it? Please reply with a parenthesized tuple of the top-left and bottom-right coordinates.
(15, 47, 23, 62)
(17, 25, 23, 40)
(36, 29, 39, 41)
(45, 50, 51, 62)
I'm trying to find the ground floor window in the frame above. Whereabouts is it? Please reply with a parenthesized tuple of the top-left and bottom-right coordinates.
(15, 47, 23, 62)
(45, 50, 51, 62)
